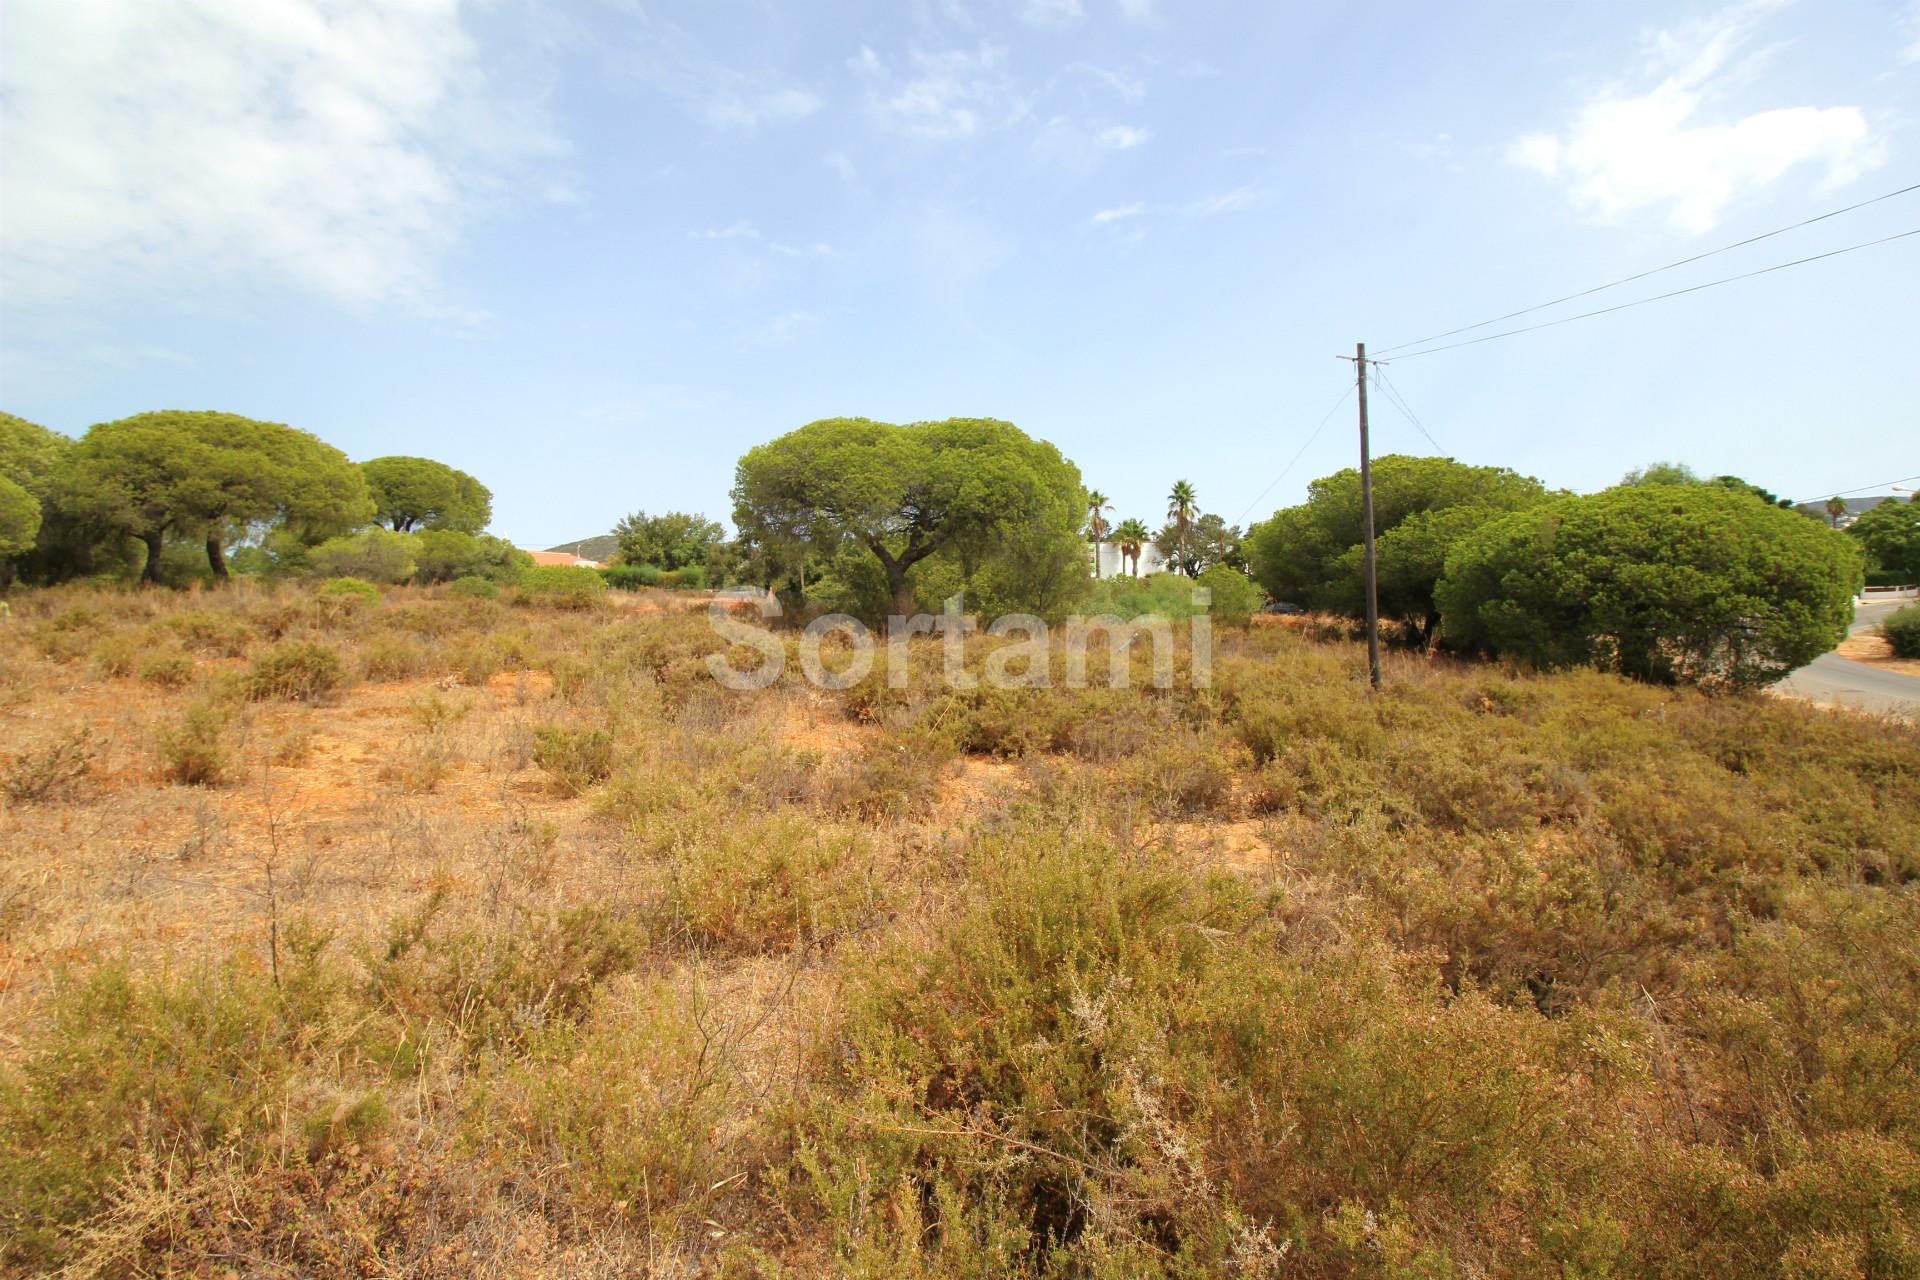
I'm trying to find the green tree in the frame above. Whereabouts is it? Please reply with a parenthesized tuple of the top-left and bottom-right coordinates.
(1621, 461, 1701, 486)
(612, 510, 726, 571)
(732, 417, 1084, 618)
(1196, 563, 1261, 627)
(1825, 496, 1848, 527)
(1248, 455, 1550, 646)
(0, 473, 39, 564)
(1711, 474, 1795, 508)
(1113, 518, 1151, 577)
(1166, 480, 1198, 577)
(361, 456, 491, 533)
(1436, 483, 1862, 688)
(56, 412, 372, 583)
(1847, 499, 1920, 583)
(1085, 490, 1111, 578)
(307, 528, 419, 584)
(412, 529, 533, 584)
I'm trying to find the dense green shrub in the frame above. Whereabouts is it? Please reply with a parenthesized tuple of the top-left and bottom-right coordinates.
(307, 529, 417, 584)
(1885, 604, 1920, 658)
(517, 564, 607, 609)
(446, 573, 499, 599)
(318, 576, 381, 605)
(1195, 563, 1261, 627)
(599, 563, 658, 591)
(1438, 484, 1863, 687)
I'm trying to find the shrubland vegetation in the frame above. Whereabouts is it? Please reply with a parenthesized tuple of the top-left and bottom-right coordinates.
(1, 407, 1909, 1276)
(1, 580, 1917, 1277)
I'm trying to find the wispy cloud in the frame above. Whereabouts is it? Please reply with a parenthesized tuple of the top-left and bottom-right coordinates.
(1091, 203, 1145, 224)
(850, 43, 1026, 139)
(696, 222, 834, 258)
(1115, 0, 1154, 21)
(1066, 63, 1147, 103)
(1021, 0, 1085, 28)
(1903, 0, 1920, 61)
(742, 309, 822, 346)
(1509, 0, 1876, 233)
(1095, 124, 1151, 150)
(616, 13, 821, 132)
(0, 0, 561, 314)
(1183, 186, 1261, 216)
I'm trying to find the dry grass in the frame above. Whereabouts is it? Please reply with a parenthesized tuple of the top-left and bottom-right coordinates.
(1, 581, 1918, 1277)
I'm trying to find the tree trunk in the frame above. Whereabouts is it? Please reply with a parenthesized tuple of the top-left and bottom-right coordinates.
(887, 564, 915, 618)
(1092, 538, 1101, 579)
(139, 531, 165, 584)
(206, 535, 229, 581)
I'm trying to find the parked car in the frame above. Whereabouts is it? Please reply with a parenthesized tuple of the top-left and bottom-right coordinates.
(1261, 600, 1305, 615)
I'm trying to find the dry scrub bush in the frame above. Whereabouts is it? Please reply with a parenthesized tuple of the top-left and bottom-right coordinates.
(3, 727, 99, 804)
(246, 639, 347, 702)
(532, 723, 617, 795)
(153, 699, 236, 785)
(653, 813, 884, 955)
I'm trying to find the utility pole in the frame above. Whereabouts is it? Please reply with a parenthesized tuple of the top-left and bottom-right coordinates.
(1342, 342, 1383, 690)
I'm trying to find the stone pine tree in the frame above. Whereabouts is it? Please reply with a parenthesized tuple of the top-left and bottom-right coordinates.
(732, 417, 1084, 618)
(57, 411, 372, 582)
(360, 456, 492, 533)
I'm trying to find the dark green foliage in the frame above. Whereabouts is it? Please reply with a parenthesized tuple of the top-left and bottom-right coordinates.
(1885, 605, 1920, 659)
(611, 509, 724, 571)
(56, 411, 372, 582)
(1438, 483, 1863, 687)
(732, 416, 1086, 618)
(1849, 499, 1920, 584)
(360, 455, 491, 533)
(1249, 454, 1551, 645)
(599, 562, 657, 591)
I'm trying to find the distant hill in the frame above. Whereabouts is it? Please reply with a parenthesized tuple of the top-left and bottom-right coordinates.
(545, 534, 620, 562)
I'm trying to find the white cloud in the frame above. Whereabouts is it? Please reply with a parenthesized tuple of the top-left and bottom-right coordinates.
(1183, 186, 1260, 216)
(1510, 1, 1876, 233)
(696, 222, 834, 258)
(1021, 0, 1085, 28)
(1115, 0, 1153, 20)
(0, 0, 559, 313)
(850, 43, 1025, 139)
(1904, 0, 1920, 61)
(742, 309, 821, 346)
(1067, 63, 1147, 103)
(825, 151, 859, 183)
(1091, 203, 1144, 224)
(1095, 124, 1151, 150)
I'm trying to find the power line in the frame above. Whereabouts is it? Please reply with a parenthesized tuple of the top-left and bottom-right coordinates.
(1791, 473, 1920, 505)
(1235, 383, 1353, 524)
(1372, 365, 1444, 454)
(1385, 226, 1920, 360)
(1375, 179, 1920, 356)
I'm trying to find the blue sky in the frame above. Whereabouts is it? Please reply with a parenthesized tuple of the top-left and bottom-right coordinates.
(3, 0, 1917, 547)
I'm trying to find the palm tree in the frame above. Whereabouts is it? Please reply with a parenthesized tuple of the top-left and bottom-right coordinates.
(1826, 496, 1848, 527)
(1166, 480, 1198, 576)
(1114, 518, 1150, 576)
(1086, 489, 1112, 578)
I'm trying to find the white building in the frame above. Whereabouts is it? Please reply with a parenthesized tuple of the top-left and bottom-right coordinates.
(1089, 541, 1170, 578)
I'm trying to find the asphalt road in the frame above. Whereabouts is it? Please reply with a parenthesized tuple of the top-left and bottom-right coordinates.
(1775, 600, 1920, 716)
